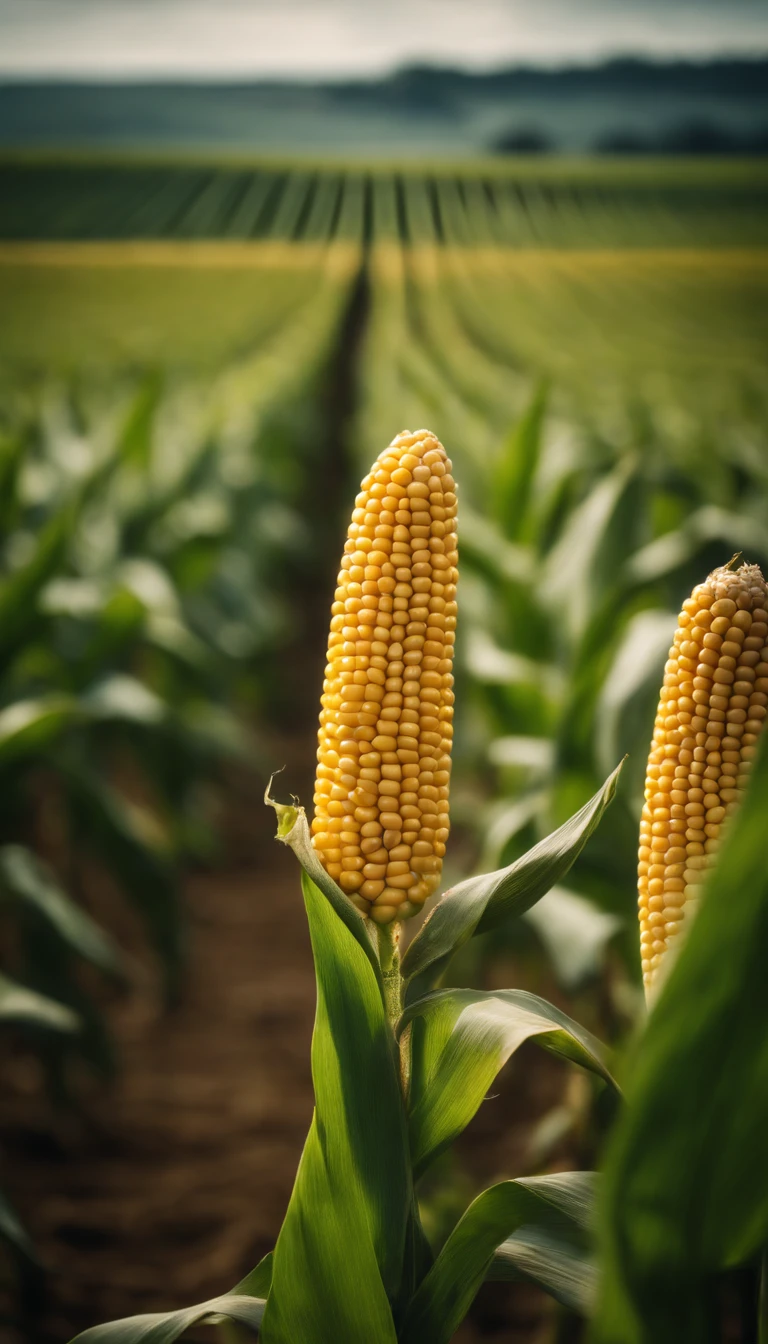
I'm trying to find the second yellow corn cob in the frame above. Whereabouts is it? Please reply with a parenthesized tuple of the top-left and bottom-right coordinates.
(639, 561, 768, 994)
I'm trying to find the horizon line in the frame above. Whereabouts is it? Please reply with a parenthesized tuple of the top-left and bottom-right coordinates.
(1, 48, 767, 85)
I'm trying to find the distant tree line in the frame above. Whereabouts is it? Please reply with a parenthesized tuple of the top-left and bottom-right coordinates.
(491, 119, 768, 156)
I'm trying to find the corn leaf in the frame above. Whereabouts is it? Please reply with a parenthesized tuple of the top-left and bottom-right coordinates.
(64, 769, 182, 996)
(594, 610, 677, 784)
(488, 1223, 596, 1313)
(593, 735, 768, 1344)
(0, 972, 79, 1033)
(81, 675, 167, 726)
(0, 696, 81, 767)
(0, 845, 121, 976)
(524, 887, 623, 990)
(68, 1292, 266, 1344)
(624, 505, 768, 587)
(401, 989, 617, 1177)
(260, 870, 407, 1344)
(0, 503, 76, 662)
(402, 761, 623, 1004)
(542, 460, 638, 646)
(400, 1172, 596, 1344)
(492, 382, 548, 543)
(457, 506, 534, 587)
(232, 1253, 273, 1297)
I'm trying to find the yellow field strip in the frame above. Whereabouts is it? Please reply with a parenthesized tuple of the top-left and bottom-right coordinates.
(0, 240, 361, 272)
(0, 241, 766, 275)
(408, 244, 768, 274)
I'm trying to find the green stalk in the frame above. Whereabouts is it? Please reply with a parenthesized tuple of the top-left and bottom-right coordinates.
(377, 922, 411, 1100)
(377, 922, 402, 1029)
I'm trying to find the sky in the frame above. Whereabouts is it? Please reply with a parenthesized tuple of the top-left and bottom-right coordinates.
(0, 0, 766, 80)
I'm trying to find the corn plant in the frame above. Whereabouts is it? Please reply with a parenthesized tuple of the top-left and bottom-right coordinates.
(456, 388, 768, 921)
(0, 363, 336, 1276)
(593, 566, 768, 1343)
(636, 562, 768, 998)
(69, 432, 624, 1343)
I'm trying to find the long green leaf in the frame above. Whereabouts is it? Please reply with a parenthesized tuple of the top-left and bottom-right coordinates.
(68, 1293, 265, 1344)
(402, 761, 623, 1004)
(594, 735, 768, 1344)
(542, 459, 638, 645)
(401, 1172, 596, 1344)
(260, 870, 408, 1344)
(0, 845, 120, 976)
(401, 988, 617, 1177)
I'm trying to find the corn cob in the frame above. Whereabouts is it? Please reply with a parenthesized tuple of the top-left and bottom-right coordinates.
(311, 430, 458, 925)
(638, 561, 768, 994)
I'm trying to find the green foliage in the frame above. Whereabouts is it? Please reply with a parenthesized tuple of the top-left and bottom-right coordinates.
(69, 1294, 267, 1344)
(0, 244, 361, 1268)
(2, 152, 767, 1339)
(79, 771, 620, 1341)
(401, 1173, 597, 1344)
(401, 988, 617, 1177)
(0, 844, 120, 976)
(593, 735, 768, 1343)
(261, 871, 409, 1343)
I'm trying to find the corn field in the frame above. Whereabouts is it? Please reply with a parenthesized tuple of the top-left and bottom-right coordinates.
(1, 151, 767, 1344)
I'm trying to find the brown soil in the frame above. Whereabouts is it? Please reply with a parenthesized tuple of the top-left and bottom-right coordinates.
(0, 769, 580, 1344)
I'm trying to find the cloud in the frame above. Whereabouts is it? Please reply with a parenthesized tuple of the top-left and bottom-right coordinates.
(0, 0, 765, 78)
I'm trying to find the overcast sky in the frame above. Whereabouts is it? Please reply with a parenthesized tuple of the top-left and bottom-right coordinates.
(0, 0, 766, 79)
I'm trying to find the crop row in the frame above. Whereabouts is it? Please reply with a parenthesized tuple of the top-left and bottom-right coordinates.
(1, 159, 767, 247)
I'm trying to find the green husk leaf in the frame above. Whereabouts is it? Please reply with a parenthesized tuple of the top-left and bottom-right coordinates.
(265, 780, 382, 989)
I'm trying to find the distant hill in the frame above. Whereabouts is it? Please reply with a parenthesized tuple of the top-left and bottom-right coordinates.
(1, 57, 767, 157)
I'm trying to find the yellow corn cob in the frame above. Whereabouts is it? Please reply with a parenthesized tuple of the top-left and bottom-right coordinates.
(311, 429, 458, 925)
(639, 561, 768, 995)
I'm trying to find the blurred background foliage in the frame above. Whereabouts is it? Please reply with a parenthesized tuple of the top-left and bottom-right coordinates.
(0, 148, 766, 1341)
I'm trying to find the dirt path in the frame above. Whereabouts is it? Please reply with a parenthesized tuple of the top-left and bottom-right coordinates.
(1, 852, 316, 1343)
